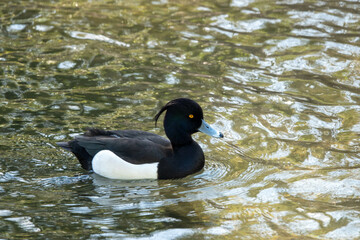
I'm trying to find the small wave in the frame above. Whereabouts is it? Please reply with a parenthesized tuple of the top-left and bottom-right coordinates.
(67, 31, 130, 47)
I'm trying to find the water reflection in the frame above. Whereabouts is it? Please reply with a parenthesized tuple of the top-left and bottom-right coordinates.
(0, 0, 359, 239)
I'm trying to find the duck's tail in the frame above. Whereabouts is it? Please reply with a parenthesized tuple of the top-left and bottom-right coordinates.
(56, 142, 73, 151)
(56, 141, 93, 171)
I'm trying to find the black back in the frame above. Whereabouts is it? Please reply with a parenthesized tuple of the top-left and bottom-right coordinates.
(57, 129, 172, 170)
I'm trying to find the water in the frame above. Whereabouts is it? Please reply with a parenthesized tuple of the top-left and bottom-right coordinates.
(1, 0, 360, 239)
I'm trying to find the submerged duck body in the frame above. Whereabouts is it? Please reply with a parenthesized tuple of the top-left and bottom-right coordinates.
(57, 98, 223, 179)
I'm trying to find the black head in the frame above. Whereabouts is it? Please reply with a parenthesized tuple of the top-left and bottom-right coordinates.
(155, 98, 204, 145)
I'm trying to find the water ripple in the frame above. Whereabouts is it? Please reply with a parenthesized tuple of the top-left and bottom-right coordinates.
(67, 31, 130, 47)
(1, 0, 360, 239)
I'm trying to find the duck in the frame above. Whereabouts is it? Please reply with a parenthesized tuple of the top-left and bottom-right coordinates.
(56, 98, 223, 180)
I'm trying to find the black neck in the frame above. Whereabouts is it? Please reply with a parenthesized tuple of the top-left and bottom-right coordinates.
(167, 131, 193, 148)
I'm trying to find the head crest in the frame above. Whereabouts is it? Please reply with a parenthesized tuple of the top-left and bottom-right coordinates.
(154, 100, 174, 127)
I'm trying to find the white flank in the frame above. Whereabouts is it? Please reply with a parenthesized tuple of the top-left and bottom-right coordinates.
(92, 150, 158, 180)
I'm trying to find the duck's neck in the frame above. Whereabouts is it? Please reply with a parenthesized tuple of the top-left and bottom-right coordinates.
(171, 139, 194, 152)
(168, 133, 193, 149)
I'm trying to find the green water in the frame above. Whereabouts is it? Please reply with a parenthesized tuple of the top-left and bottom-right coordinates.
(1, 0, 360, 239)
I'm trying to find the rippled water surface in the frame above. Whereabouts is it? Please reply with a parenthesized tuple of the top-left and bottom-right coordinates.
(1, 0, 360, 239)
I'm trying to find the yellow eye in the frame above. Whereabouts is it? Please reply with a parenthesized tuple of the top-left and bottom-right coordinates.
(189, 114, 194, 119)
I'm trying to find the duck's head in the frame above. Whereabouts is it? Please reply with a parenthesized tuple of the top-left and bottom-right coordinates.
(155, 98, 223, 145)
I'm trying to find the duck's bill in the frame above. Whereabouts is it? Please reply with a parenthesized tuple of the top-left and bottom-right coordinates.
(198, 119, 224, 138)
